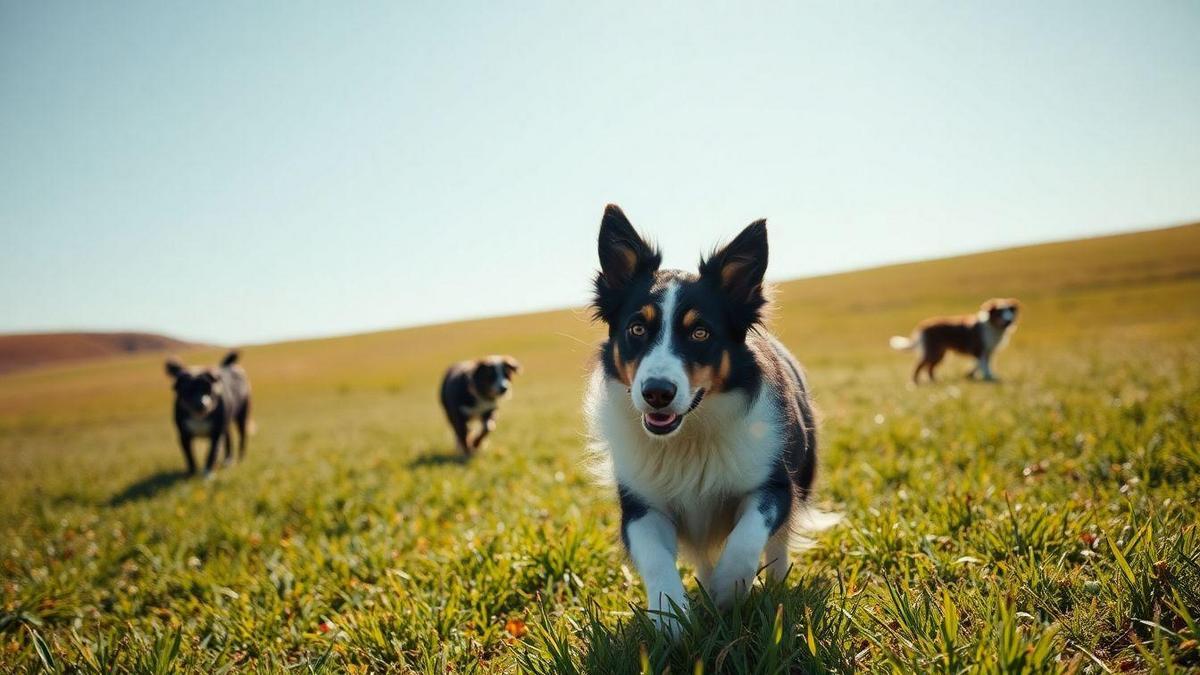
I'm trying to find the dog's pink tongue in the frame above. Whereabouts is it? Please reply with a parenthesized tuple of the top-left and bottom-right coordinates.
(645, 412, 678, 427)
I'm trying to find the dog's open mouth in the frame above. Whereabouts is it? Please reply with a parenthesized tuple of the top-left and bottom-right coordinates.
(643, 411, 682, 435)
(641, 390, 705, 436)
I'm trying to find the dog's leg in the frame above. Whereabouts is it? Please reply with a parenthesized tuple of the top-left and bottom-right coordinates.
(472, 410, 496, 449)
(709, 486, 788, 610)
(923, 348, 945, 383)
(927, 358, 941, 382)
(709, 510, 770, 610)
(979, 354, 996, 381)
(448, 411, 471, 456)
(236, 400, 250, 461)
(912, 360, 926, 384)
(178, 432, 196, 475)
(221, 424, 236, 466)
(625, 508, 687, 636)
(763, 529, 791, 582)
(204, 430, 223, 476)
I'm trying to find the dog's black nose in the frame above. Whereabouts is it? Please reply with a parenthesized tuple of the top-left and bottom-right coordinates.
(641, 378, 677, 410)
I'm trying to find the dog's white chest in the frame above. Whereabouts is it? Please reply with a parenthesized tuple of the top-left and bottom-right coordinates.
(980, 322, 1011, 353)
(589, 374, 782, 516)
(184, 417, 213, 435)
(461, 398, 497, 418)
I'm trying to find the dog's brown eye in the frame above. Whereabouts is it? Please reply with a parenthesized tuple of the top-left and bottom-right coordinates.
(691, 327, 709, 341)
(629, 322, 646, 337)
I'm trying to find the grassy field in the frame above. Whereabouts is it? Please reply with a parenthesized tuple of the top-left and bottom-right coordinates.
(2, 223, 1199, 673)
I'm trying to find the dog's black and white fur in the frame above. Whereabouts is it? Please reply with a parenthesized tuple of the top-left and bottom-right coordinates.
(440, 356, 521, 457)
(165, 351, 252, 476)
(585, 205, 827, 634)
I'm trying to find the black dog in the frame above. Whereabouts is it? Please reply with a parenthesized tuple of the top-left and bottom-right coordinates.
(439, 356, 521, 457)
(165, 351, 252, 476)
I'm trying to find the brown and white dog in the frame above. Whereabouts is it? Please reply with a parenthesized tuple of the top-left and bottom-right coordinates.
(439, 356, 521, 457)
(890, 298, 1021, 383)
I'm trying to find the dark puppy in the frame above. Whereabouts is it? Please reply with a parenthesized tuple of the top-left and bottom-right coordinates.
(165, 350, 252, 476)
(890, 298, 1021, 383)
(440, 355, 521, 457)
(585, 205, 836, 635)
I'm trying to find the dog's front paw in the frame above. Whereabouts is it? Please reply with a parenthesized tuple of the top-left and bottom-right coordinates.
(708, 568, 755, 611)
(648, 592, 688, 639)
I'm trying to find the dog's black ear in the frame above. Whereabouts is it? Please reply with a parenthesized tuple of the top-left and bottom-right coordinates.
(502, 357, 522, 377)
(220, 350, 239, 367)
(165, 358, 184, 379)
(592, 204, 661, 323)
(699, 219, 769, 340)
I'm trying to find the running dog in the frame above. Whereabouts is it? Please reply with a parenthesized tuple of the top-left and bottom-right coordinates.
(584, 204, 832, 635)
(440, 356, 521, 457)
(165, 350, 252, 476)
(890, 298, 1021, 383)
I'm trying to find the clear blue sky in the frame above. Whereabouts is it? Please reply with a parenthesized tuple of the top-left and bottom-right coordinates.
(2, 2, 1198, 345)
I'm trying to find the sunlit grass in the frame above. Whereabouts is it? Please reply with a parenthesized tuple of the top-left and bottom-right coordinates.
(1, 224, 1198, 672)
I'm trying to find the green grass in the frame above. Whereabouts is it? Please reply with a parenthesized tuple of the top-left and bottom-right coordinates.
(2, 223, 1199, 673)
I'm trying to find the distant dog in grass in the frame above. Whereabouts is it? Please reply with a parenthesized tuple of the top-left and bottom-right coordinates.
(440, 356, 521, 457)
(165, 351, 252, 476)
(890, 298, 1021, 383)
(584, 204, 835, 635)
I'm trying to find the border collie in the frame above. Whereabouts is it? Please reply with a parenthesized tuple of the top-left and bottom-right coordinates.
(584, 204, 830, 634)
(440, 356, 521, 457)
(889, 298, 1020, 383)
(165, 350, 252, 476)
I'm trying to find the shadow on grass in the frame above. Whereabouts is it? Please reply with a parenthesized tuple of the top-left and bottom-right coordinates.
(407, 451, 469, 468)
(514, 573, 855, 674)
(107, 469, 192, 506)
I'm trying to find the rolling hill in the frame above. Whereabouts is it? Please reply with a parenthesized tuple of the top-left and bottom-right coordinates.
(0, 331, 197, 376)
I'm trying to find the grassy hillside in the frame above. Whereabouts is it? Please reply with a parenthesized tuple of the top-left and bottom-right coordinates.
(0, 332, 195, 376)
(1, 223, 1198, 672)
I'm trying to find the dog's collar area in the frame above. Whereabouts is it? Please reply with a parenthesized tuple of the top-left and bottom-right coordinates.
(686, 389, 705, 413)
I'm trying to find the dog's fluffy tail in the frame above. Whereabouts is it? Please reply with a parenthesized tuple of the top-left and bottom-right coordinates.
(220, 350, 239, 367)
(889, 335, 916, 351)
(788, 506, 843, 551)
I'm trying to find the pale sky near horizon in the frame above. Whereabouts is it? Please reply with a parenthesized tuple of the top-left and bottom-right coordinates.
(2, 2, 1199, 345)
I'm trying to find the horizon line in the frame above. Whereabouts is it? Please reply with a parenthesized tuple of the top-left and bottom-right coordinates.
(5, 216, 1196, 349)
